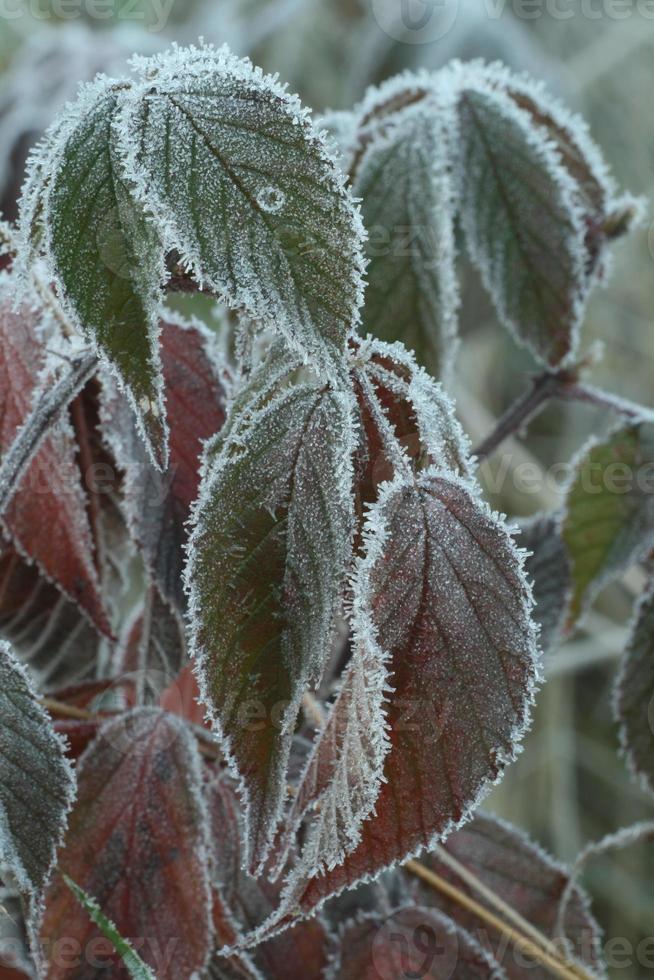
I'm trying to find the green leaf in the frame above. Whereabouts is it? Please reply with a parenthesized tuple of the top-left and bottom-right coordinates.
(119, 44, 366, 376)
(63, 875, 156, 980)
(0, 641, 75, 900)
(353, 102, 459, 381)
(615, 579, 654, 796)
(517, 512, 571, 654)
(455, 78, 588, 366)
(29, 80, 167, 466)
(562, 421, 654, 625)
(187, 380, 355, 872)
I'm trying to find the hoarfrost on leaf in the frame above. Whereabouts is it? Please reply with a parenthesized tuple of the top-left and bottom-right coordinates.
(614, 579, 654, 797)
(0, 275, 112, 637)
(18, 79, 169, 467)
(118, 43, 367, 377)
(251, 470, 538, 941)
(40, 708, 213, 980)
(0, 641, 76, 904)
(352, 99, 460, 381)
(186, 378, 356, 872)
(411, 812, 607, 979)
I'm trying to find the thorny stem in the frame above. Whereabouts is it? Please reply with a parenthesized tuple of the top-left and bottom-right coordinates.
(404, 859, 594, 980)
(473, 367, 651, 462)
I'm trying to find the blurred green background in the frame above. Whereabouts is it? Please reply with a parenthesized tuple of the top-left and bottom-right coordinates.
(0, 0, 652, 974)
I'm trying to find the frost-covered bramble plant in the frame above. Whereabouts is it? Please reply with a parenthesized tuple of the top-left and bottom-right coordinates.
(0, 39, 651, 980)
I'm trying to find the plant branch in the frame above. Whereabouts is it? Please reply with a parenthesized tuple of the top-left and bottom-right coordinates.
(404, 859, 594, 980)
(473, 371, 567, 462)
(473, 368, 653, 462)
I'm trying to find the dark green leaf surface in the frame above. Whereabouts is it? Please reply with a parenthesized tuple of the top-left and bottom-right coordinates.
(615, 580, 654, 796)
(187, 381, 354, 871)
(45, 83, 166, 464)
(562, 421, 654, 625)
(0, 641, 75, 899)
(121, 46, 365, 376)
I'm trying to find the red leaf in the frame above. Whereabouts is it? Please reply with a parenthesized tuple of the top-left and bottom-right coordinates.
(160, 664, 208, 730)
(40, 708, 213, 980)
(265, 472, 537, 935)
(330, 906, 502, 979)
(0, 545, 102, 689)
(106, 316, 228, 611)
(408, 813, 605, 978)
(0, 290, 111, 635)
(207, 775, 328, 980)
(352, 338, 472, 512)
(53, 719, 100, 760)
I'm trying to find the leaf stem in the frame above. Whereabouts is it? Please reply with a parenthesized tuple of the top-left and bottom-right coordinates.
(41, 697, 95, 722)
(404, 858, 595, 980)
(473, 372, 565, 462)
(473, 368, 652, 462)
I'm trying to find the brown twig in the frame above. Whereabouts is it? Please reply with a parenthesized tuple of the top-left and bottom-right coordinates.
(473, 371, 569, 462)
(472, 368, 652, 462)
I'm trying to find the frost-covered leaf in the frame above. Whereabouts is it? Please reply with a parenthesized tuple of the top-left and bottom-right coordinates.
(561, 420, 654, 626)
(0, 279, 111, 636)
(517, 513, 570, 654)
(40, 708, 213, 980)
(409, 813, 606, 979)
(63, 877, 155, 980)
(104, 315, 228, 611)
(260, 471, 537, 936)
(272, 639, 391, 879)
(0, 641, 75, 901)
(615, 579, 654, 796)
(453, 67, 595, 366)
(501, 73, 637, 280)
(0, 544, 104, 689)
(119, 44, 366, 375)
(0, 884, 33, 978)
(187, 381, 355, 870)
(352, 99, 459, 380)
(21, 80, 167, 465)
(207, 774, 328, 980)
(116, 583, 187, 682)
(328, 906, 505, 980)
(352, 337, 473, 506)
